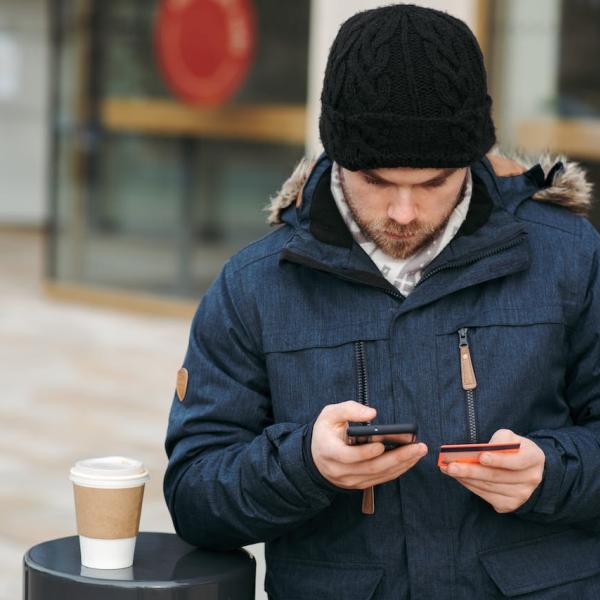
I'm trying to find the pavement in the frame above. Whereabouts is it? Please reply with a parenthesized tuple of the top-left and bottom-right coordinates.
(0, 230, 266, 599)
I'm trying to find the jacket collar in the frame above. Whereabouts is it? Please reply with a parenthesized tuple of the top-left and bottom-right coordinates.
(279, 153, 535, 308)
(267, 149, 593, 226)
(302, 155, 495, 249)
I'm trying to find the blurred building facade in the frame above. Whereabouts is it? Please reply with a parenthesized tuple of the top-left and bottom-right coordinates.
(1, 0, 599, 307)
(0, 1, 49, 226)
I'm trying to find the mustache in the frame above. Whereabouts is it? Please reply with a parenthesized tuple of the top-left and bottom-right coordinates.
(377, 221, 437, 236)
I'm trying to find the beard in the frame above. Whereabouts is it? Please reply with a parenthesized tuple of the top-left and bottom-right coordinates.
(340, 172, 468, 260)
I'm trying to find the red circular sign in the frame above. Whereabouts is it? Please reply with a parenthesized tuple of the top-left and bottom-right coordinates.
(155, 0, 256, 106)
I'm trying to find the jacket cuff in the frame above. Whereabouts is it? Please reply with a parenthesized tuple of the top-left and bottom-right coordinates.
(301, 417, 358, 497)
(513, 436, 563, 516)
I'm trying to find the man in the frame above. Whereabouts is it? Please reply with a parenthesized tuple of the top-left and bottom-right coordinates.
(164, 4, 600, 598)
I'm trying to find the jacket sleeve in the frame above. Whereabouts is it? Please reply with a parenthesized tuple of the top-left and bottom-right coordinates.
(163, 260, 346, 551)
(514, 226, 600, 527)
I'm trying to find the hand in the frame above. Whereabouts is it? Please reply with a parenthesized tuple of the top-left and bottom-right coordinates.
(311, 401, 428, 490)
(440, 429, 545, 513)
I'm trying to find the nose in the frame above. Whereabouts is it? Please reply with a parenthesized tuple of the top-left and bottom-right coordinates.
(387, 191, 417, 224)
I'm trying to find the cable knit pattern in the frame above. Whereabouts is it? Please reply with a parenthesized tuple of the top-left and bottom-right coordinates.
(319, 3, 496, 170)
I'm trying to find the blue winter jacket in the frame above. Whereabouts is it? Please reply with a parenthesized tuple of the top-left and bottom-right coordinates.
(164, 152, 600, 599)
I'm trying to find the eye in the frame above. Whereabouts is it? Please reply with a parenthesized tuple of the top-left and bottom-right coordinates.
(422, 179, 446, 188)
(364, 176, 386, 186)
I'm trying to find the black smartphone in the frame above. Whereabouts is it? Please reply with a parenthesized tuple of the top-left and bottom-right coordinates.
(346, 423, 418, 450)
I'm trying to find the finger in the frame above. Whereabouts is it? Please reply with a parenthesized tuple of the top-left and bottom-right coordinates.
(352, 451, 426, 487)
(349, 442, 428, 477)
(488, 428, 520, 444)
(482, 429, 536, 470)
(455, 479, 515, 503)
(479, 449, 536, 471)
(455, 479, 529, 512)
(330, 439, 387, 464)
(451, 477, 524, 497)
(441, 462, 525, 484)
(321, 400, 376, 426)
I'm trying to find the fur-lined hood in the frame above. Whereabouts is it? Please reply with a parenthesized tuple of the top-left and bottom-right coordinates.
(264, 149, 594, 226)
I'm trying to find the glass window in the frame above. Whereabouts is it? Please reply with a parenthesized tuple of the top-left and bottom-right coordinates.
(487, 0, 600, 229)
(49, 0, 310, 298)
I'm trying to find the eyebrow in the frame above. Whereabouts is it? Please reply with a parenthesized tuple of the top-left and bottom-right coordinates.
(361, 167, 459, 185)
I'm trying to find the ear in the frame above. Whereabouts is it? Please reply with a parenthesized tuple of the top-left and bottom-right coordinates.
(485, 153, 527, 177)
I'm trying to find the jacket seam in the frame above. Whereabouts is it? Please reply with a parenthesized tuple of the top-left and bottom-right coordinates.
(267, 555, 386, 569)
(224, 262, 266, 358)
(229, 228, 295, 275)
(514, 213, 582, 236)
(478, 529, 575, 556)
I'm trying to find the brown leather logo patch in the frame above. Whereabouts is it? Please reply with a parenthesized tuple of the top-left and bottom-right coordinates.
(176, 367, 188, 402)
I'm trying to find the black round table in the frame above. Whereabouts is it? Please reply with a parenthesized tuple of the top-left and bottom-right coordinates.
(22, 531, 256, 599)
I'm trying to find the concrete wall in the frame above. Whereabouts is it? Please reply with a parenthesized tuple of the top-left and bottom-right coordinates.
(0, 0, 49, 226)
(488, 0, 561, 149)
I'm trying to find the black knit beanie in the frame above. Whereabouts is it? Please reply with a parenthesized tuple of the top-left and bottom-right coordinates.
(319, 3, 496, 170)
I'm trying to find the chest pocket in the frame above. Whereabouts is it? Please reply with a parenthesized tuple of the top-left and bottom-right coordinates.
(263, 320, 394, 425)
(265, 557, 384, 600)
(434, 305, 570, 444)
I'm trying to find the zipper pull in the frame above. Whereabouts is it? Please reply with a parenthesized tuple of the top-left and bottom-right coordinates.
(458, 327, 477, 390)
(362, 486, 375, 514)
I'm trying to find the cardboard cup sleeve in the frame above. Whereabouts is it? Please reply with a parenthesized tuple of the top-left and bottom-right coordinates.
(73, 484, 145, 539)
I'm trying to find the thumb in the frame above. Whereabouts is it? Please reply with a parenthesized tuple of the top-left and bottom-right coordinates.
(323, 400, 376, 424)
(488, 428, 520, 444)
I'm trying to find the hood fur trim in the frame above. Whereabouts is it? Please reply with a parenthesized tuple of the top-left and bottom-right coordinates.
(490, 146, 594, 216)
(264, 149, 594, 225)
(264, 156, 317, 225)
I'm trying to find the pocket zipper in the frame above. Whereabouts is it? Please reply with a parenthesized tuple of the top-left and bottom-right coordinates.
(355, 341, 369, 409)
(354, 341, 375, 515)
(458, 328, 478, 443)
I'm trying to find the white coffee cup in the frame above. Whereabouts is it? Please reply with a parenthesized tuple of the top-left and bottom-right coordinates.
(69, 456, 150, 569)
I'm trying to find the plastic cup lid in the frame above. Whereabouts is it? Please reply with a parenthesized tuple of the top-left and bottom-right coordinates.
(70, 456, 149, 484)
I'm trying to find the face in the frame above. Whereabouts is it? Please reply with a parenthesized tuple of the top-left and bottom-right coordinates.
(339, 165, 468, 259)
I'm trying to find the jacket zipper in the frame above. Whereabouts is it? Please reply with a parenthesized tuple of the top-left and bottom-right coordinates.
(354, 341, 369, 411)
(458, 327, 478, 443)
(280, 248, 405, 301)
(282, 239, 522, 511)
(281, 232, 525, 304)
(359, 330, 480, 444)
(354, 340, 376, 515)
(415, 235, 525, 290)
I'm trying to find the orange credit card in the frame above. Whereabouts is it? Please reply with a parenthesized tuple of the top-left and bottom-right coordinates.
(437, 442, 521, 467)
